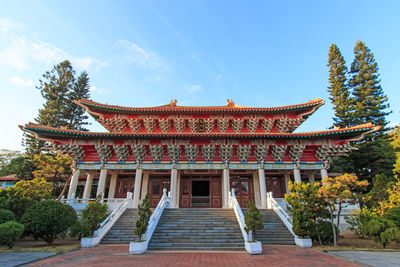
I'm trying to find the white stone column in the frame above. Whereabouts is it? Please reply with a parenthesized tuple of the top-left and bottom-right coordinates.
(96, 169, 108, 197)
(321, 167, 328, 180)
(175, 170, 181, 207)
(258, 168, 267, 209)
(222, 168, 230, 208)
(293, 167, 302, 183)
(253, 171, 261, 209)
(82, 172, 93, 199)
(308, 173, 315, 184)
(68, 169, 81, 199)
(107, 173, 118, 198)
(170, 167, 178, 208)
(140, 172, 149, 202)
(284, 173, 291, 195)
(132, 168, 143, 208)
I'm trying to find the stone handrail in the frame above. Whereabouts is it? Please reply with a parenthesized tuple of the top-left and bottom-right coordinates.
(143, 188, 170, 243)
(81, 192, 133, 248)
(266, 191, 295, 237)
(229, 189, 250, 242)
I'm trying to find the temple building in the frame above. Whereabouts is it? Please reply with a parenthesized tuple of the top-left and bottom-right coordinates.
(21, 98, 378, 210)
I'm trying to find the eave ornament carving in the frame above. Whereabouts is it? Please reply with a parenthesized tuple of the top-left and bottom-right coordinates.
(202, 145, 216, 161)
(131, 144, 146, 162)
(185, 145, 199, 161)
(113, 145, 130, 162)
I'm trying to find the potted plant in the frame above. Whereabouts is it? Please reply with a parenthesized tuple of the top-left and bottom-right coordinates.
(292, 213, 313, 248)
(244, 199, 264, 254)
(129, 195, 152, 254)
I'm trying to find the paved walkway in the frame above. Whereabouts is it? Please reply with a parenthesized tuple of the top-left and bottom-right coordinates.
(25, 245, 360, 267)
(0, 252, 55, 267)
(329, 251, 400, 267)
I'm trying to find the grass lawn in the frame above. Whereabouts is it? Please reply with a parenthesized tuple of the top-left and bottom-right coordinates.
(313, 233, 400, 251)
(0, 237, 81, 254)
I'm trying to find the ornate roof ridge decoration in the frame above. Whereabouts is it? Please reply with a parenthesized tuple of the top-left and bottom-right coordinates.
(74, 98, 325, 115)
(21, 122, 381, 140)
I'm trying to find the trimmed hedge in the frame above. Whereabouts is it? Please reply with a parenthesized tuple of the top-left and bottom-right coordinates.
(0, 209, 16, 224)
(21, 200, 77, 244)
(0, 221, 24, 248)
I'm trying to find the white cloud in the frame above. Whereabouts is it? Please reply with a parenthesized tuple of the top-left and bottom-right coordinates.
(115, 40, 171, 72)
(9, 76, 33, 87)
(90, 85, 109, 95)
(0, 18, 24, 34)
(0, 18, 108, 72)
(186, 84, 203, 94)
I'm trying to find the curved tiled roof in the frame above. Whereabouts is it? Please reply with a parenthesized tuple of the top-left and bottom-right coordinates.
(21, 122, 379, 141)
(75, 98, 325, 116)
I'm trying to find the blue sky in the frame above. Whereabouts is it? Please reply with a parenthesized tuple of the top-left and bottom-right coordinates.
(1, 0, 399, 151)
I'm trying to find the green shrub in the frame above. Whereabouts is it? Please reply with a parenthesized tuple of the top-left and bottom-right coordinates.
(385, 207, 400, 228)
(81, 197, 108, 236)
(0, 209, 16, 224)
(0, 188, 34, 220)
(21, 200, 77, 244)
(135, 195, 152, 241)
(310, 221, 335, 245)
(0, 221, 24, 248)
(69, 219, 90, 240)
(363, 218, 399, 248)
(244, 199, 264, 242)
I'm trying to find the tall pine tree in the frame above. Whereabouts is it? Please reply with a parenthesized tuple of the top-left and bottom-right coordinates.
(327, 44, 353, 128)
(349, 41, 391, 131)
(24, 60, 91, 155)
(328, 41, 395, 195)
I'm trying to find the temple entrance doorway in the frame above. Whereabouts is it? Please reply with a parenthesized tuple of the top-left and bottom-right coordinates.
(148, 175, 170, 208)
(115, 175, 135, 198)
(265, 175, 286, 198)
(191, 180, 210, 207)
(180, 175, 222, 208)
(230, 175, 255, 207)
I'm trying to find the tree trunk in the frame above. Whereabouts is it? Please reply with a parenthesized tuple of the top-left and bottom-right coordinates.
(330, 206, 337, 247)
(336, 204, 342, 243)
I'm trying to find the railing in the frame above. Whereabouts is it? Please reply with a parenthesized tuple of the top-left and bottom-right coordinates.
(266, 191, 295, 237)
(81, 192, 133, 248)
(229, 189, 250, 242)
(61, 196, 125, 212)
(142, 188, 170, 243)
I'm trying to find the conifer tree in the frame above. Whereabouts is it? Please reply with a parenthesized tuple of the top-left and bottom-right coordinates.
(65, 71, 91, 130)
(327, 44, 353, 128)
(349, 41, 391, 131)
(23, 60, 91, 155)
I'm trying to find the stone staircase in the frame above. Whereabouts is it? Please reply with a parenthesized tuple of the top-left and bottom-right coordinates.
(254, 209, 295, 245)
(101, 209, 139, 244)
(148, 208, 245, 250)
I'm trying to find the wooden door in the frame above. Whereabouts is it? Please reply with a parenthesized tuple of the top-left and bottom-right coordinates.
(266, 175, 286, 198)
(115, 177, 135, 198)
(180, 177, 191, 207)
(148, 177, 170, 208)
(210, 176, 222, 208)
(230, 176, 254, 207)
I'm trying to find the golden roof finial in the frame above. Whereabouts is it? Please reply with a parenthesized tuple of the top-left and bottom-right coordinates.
(226, 99, 235, 107)
(169, 99, 178, 107)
